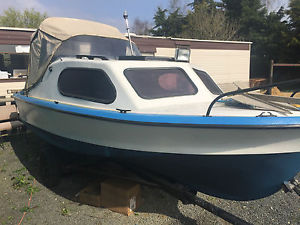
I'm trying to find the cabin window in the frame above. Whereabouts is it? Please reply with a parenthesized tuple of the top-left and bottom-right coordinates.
(193, 69, 222, 95)
(52, 36, 140, 62)
(124, 68, 198, 99)
(58, 68, 116, 104)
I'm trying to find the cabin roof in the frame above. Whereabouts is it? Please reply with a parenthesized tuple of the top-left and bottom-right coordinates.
(39, 17, 127, 41)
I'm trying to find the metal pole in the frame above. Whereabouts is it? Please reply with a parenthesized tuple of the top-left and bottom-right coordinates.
(123, 10, 134, 56)
(269, 60, 274, 94)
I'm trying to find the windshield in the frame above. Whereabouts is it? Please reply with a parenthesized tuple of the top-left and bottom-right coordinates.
(52, 35, 140, 61)
(124, 68, 198, 99)
(193, 68, 222, 95)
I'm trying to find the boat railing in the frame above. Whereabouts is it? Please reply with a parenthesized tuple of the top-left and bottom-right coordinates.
(206, 79, 300, 117)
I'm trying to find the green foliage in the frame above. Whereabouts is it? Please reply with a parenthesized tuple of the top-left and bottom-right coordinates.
(286, 0, 300, 62)
(132, 18, 151, 35)
(222, 0, 267, 39)
(19, 206, 34, 213)
(151, 1, 238, 40)
(26, 185, 40, 195)
(11, 168, 39, 195)
(289, 0, 300, 31)
(182, 2, 239, 40)
(11, 174, 29, 189)
(151, 0, 300, 77)
(221, 0, 294, 77)
(188, 0, 222, 9)
(61, 207, 70, 216)
(151, 7, 186, 37)
(0, 8, 47, 28)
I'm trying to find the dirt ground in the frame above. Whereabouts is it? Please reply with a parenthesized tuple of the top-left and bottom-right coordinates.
(0, 132, 299, 225)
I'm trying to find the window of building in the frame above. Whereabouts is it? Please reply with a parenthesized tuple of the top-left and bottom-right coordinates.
(124, 68, 198, 99)
(58, 68, 116, 104)
(0, 53, 29, 77)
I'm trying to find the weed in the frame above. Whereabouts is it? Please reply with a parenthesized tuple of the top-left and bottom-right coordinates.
(11, 168, 38, 195)
(13, 167, 26, 174)
(61, 207, 70, 216)
(11, 175, 29, 189)
(26, 185, 40, 195)
(26, 216, 32, 221)
(0, 138, 4, 150)
(19, 206, 33, 213)
(7, 216, 13, 221)
(0, 164, 6, 173)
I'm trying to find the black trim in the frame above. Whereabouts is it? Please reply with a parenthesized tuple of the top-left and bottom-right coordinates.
(118, 56, 175, 61)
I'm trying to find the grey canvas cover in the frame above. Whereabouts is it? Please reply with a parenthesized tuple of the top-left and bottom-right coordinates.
(26, 17, 130, 90)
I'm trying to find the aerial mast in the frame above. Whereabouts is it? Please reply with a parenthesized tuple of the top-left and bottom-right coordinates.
(123, 10, 134, 56)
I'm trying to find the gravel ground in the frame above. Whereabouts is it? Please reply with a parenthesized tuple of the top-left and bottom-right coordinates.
(0, 132, 299, 225)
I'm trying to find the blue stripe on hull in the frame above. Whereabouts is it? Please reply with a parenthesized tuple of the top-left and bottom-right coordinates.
(26, 122, 300, 201)
(14, 93, 300, 127)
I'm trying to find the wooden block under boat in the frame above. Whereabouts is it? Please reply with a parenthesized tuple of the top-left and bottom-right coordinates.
(0, 105, 18, 121)
(100, 178, 141, 216)
(0, 121, 23, 132)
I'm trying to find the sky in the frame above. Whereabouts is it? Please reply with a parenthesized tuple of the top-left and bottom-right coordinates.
(0, 0, 183, 32)
(0, 0, 290, 32)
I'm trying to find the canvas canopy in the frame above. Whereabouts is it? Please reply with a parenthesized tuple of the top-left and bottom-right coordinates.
(26, 17, 133, 91)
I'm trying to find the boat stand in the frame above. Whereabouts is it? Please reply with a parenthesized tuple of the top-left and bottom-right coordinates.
(37, 148, 252, 225)
(121, 164, 252, 225)
(283, 179, 300, 196)
(61, 159, 252, 225)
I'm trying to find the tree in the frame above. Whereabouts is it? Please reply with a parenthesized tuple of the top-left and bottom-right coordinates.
(287, 0, 300, 62)
(181, 2, 239, 40)
(0, 8, 47, 28)
(132, 18, 151, 35)
(222, 0, 267, 39)
(151, 0, 236, 39)
(151, 7, 186, 37)
(188, 0, 221, 9)
(262, 0, 289, 13)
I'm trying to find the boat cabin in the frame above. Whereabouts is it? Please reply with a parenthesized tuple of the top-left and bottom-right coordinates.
(27, 18, 223, 115)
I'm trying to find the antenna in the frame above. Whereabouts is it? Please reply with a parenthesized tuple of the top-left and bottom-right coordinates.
(123, 10, 134, 56)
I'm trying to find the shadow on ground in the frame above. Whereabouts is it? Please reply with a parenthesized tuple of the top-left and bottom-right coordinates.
(9, 132, 198, 225)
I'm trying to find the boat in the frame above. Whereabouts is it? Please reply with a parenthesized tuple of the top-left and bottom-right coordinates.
(14, 17, 300, 200)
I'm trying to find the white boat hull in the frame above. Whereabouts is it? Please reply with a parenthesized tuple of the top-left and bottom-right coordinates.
(14, 94, 300, 200)
(16, 96, 300, 156)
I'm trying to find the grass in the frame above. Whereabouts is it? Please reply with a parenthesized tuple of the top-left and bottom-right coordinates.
(0, 164, 6, 173)
(19, 206, 34, 213)
(26, 185, 40, 195)
(11, 174, 29, 189)
(61, 207, 70, 216)
(11, 168, 39, 195)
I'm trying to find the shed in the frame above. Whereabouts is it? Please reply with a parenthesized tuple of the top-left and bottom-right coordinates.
(131, 35, 252, 85)
(0, 27, 252, 85)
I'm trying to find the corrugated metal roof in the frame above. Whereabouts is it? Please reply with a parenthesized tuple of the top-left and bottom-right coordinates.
(0, 29, 34, 45)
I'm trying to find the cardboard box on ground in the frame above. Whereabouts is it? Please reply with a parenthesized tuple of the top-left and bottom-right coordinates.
(79, 178, 141, 216)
